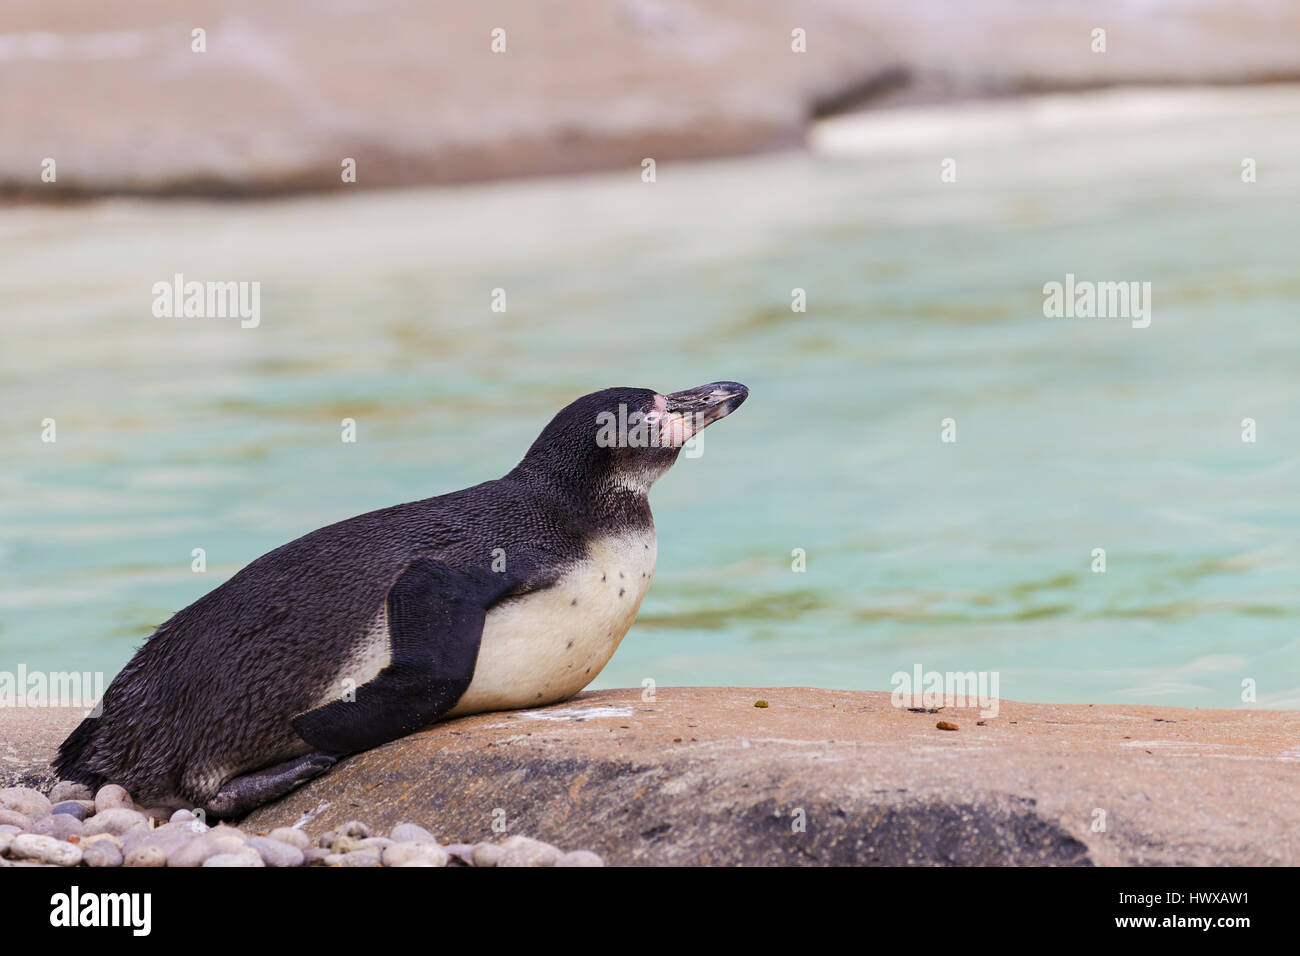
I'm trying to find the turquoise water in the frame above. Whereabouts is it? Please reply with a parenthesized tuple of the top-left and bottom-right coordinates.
(3, 89, 1298, 709)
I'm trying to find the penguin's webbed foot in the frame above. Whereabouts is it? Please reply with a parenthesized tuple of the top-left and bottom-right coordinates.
(205, 751, 339, 819)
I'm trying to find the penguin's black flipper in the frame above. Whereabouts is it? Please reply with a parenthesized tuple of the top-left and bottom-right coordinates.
(291, 558, 513, 756)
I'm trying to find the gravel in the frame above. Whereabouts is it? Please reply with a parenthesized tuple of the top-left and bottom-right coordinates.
(0, 783, 603, 867)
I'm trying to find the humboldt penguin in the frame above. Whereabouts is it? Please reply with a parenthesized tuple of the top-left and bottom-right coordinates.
(54, 382, 749, 817)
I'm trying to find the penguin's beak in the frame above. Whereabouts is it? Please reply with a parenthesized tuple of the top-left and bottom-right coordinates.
(658, 381, 748, 444)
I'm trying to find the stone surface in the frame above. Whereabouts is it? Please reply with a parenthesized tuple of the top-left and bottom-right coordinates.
(82, 807, 148, 838)
(266, 827, 310, 850)
(390, 823, 436, 844)
(3, 2, 1299, 196)
(124, 845, 168, 867)
(30, 813, 82, 841)
(381, 842, 449, 868)
(247, 835, 305, 868)
(239, 688, 1300, 866)
(203, 849, 264, 867)
(49, 781, 93, 803)
(93, 784, 133, 813)
(0, 787, 51, 819)
(0, 809, 31, 830)
(325, 848, 381, 867)
(5, 688, 1300, 866)
(50, 800, 90, 821)
(81, 841, 124, 868)
(556, 849, 605, 867)
(10, 833, 83, 866)
(497, 835, 562, 868)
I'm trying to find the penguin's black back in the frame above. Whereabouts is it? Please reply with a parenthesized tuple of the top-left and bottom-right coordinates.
(54, 473, 638, 805)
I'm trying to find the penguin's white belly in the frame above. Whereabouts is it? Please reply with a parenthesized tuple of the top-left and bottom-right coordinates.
(446, 531, 657, 716)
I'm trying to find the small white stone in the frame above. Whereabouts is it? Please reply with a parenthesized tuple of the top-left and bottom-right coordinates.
(328, 848, 381, 867)
(124, 845, 168, 867)
(203, 849, 265, 867)
(556, 850, 604, 867)
(0, 787, 51, 819)
(10, 833, 83, 866)
(49, 781, 94, 804)
(390, 823, 437, 843)
(382, 842, 449, 867)
(266, 827, 310, 850)
(31, 813, 82, 841)
(93, 783, 133, 813)
(471, 842, 505, 867)
(247, 836, 305, 867)
(82, 841, 124, 868)
(497, 835, 561, 867)
(82, 807, 148, 837)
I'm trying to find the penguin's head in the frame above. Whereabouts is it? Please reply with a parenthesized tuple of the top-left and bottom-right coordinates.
(512, 382, 749, 498)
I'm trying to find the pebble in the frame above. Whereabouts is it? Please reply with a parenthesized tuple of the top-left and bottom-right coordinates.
(10, 833, 83, 866)
(472, 842, 505, 868)
(0, 787, 51, 819)
(556, 850, 604, 867)
(207, 827, 247, 851)
(381, 842, 449, 867)
(80, 833, 122, 849)
(204, 849, 265, 867)
(31, 813, 83, 841)
(51, 800, 91, 821)
(166, 835, 224, 868)
(337, 820, 371, 840)
(82, 841, 124, 868)
(49, 781, 94, 803)
(122, 827, 192, 857)
(390, 822, 437, 843)
(82, 807, 148, 837)
(443, 843, 476, 866)
(0, 809, 31, 830)
(6, 781, 606, 868)
(124, 845, 168, 867)
(497, 835, 562, 867)
(331, 834, 369, 855)
(267, 827, 310, 850)
(247, 836, 304, 868)
(326, 848, 382, 867)
(93, 784, 133, 813)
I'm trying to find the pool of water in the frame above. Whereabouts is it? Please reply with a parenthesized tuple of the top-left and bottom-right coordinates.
(3, 87, 1298, 708)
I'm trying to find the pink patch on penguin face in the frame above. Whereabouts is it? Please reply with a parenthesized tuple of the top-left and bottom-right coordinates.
(651, 393, 699, 447)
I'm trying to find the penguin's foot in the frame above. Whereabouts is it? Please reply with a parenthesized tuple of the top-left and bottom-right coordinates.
(204, 751, 339, 819)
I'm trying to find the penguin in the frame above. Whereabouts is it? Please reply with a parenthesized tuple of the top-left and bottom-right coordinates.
(54, 382, 748, 817)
